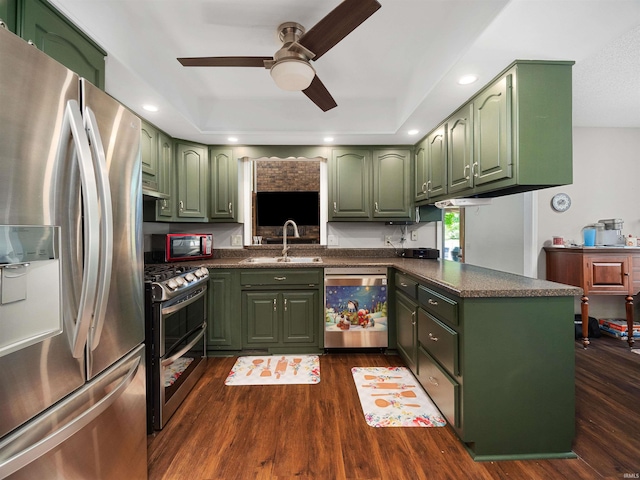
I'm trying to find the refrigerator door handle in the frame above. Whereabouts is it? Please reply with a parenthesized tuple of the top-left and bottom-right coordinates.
(0, 346, 142, 478)
(59, 100, 101, 358)
(83, 106, 114, 351)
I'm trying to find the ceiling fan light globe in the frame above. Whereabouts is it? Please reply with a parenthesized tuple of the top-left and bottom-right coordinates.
(270, 59, 315, 91)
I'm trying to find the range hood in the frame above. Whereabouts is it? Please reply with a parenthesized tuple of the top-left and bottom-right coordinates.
(434, 198, 492, 209)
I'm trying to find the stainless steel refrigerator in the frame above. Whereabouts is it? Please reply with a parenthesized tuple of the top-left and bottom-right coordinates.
(0, 27, 147, 479)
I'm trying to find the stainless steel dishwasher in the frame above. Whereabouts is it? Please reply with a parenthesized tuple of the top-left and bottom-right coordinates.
(324, 267, 388, 348)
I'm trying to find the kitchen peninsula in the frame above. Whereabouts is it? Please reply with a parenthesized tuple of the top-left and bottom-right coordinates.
(184, 248, 580, 461)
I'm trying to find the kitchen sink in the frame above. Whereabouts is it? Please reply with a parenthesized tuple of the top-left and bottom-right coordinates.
(240, 256, 322, 264)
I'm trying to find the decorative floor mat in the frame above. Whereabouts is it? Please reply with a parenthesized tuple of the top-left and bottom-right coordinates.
(225, 355, 320, 386)
(632, 349, 640, 355)
(352, 366, 446, 428)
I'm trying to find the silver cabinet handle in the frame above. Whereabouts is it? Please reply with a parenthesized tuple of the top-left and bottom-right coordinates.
(463, 164, 470, 180)
(426, 180, 432, 192)
(400, 282, 408, 287)
(274, 276, 286, 281)
(179, 200, 184, 211)
(229, 202, 233, 215)
(273, 298, 277, 311)
(84, 106, 114, 352)
(428, 299, 439, 306)
(59, 100, 100, 359)
(411, 311, 416, 326)
(422, 182, 427, 194)
(333, 201, 337, 214)
(0, 19, 6, 30)
(428, 376, 439, 387)
(284, 298, 288, 311)
(374, 201, 379, 213)
(472, 161, 479, 178)
(428, 332, 439, 342)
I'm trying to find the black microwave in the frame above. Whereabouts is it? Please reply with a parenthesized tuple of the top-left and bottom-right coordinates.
(151, 233, 213, 262)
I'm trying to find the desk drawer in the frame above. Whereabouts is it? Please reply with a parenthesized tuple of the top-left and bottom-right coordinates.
(417, 346, 459, 428)
(395, 272, 417, 299)
(418, 285, 458, 326)
(418, 309, 458, 376)
(240, 269, 321, 286)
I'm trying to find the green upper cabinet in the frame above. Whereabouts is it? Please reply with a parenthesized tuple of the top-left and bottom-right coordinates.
(156, 132, 174, 218)
(330, 147, 413, 221)
(20, 0, 105, 89)
(417, 60, 573, 202)
(176, 141, 208, 220)
(414, 141, 428, 203)
(473, 73, 512, 186)
(329, 149, 371, 220)
(447, 104, 473, 194)
(0, 0, 18, 32)
(372, 149, 412, 219)
(209, 147, 237, 222)
(426, 127, 447, 200)
(140, 121, 159, 192)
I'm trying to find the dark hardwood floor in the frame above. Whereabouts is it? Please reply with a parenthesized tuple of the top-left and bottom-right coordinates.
(147, 337, 640, 479)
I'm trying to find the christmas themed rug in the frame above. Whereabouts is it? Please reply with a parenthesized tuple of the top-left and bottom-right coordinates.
(352, 366, 446, 428)
(225, 355, 320, 386)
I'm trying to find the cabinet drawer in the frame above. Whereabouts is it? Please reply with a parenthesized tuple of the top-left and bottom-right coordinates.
(395, 272, 417, 299)
(418, 309, 458, 376)
(418, 285, 458, 326)
(417, 347, 459, 428)
(240, 269, 321, 287)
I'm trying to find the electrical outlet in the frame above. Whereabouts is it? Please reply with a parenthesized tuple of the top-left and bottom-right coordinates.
(384, 235, 392, 246)
(231, 234, 242, 246)
(411, 230, 418, 241)
(328, 234, 339, 246)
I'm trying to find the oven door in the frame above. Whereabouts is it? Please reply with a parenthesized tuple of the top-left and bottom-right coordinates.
(155, 285, 207, 429)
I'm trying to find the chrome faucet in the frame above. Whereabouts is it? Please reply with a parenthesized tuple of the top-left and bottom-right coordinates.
(282, 219, 300, 261)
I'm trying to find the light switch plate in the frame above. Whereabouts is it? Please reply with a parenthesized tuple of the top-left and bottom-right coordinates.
(411, 230, 418, 241)
(231, 235, 242, 246)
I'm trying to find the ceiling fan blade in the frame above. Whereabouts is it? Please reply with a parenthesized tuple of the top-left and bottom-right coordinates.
(298, 0, 381, 60)
(303, 75, 337, 112)
(177, 56, 272, 67)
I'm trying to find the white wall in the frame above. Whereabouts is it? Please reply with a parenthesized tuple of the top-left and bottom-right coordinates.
(464, 127, 640, 318)
(327, 222, 438, 249)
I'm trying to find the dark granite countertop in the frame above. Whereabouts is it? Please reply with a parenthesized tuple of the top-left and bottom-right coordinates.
(178, 247, 581, 299)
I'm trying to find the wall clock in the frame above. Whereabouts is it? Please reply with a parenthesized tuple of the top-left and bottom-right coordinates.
(551, 193, 571, 212)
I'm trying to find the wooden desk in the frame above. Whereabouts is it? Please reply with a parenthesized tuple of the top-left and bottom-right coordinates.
(545, 247, 640, 348)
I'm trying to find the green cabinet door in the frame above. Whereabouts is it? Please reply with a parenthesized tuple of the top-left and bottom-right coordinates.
(414, 140, 428, 203)
(21, 0, 105, 89)
(473, 73, 512, 186)
(427, 126, 447, 199)
(176, 142, 208, 220)
(243, 291, 279, 346)
(141, 121, 159, 192)
(372, 149, 412, 219)
(209, 148, 237, 221)
(329, 149, 371, 220)
(396, 291, 418, 374)
(208, 270, 241, 351)
(447, 104, 473, 194)
(0, 0, 18, 32)
(156, 132, 174, 218)
(282, 291, 317, 344)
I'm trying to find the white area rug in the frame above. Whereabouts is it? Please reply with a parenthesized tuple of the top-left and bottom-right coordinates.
(352, 366, 446, 428)
(225, 355, 320, 385)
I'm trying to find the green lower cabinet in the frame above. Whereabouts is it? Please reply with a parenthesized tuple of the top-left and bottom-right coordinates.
(395, 290, 418, 374)
(0, 0, 18, 32)
(410, 277, 575, 461)
(20, 0, 105, 89)
(207, 270, 241, 352)
(282, 291, 317, 344)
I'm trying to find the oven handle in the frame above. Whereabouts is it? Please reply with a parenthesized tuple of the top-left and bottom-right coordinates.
(161, 285, 207, 316)
(161, 322, 206, 367)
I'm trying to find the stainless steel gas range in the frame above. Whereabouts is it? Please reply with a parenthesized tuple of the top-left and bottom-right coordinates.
(144, 264, 209, 431)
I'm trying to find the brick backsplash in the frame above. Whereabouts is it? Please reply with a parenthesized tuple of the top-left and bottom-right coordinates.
(256, 160, 320, 192)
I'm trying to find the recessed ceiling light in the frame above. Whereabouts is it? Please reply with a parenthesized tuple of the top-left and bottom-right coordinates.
(324, 137, 334, 143)
(458, 74, 478, 85)
(142, 104, 158, 112)
(408, 129, 419, 136)
(227, 137, 238, 143)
